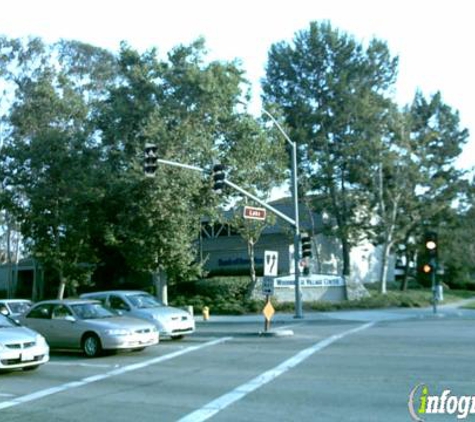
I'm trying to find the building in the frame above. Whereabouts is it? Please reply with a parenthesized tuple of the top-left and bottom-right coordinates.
(0, 258, 45, 299)
(199, 198, 395, 301)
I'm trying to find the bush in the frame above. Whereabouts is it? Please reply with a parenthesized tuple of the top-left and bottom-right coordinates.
(169, 277, 255, 315)
(169, 277, 474, 315)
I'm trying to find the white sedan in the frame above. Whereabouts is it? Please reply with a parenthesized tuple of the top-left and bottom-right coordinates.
(0, 314, 49, 371)
(0, 299, 33, 320)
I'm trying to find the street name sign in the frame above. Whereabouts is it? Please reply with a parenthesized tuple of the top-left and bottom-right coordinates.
(243, 206, 266, 221)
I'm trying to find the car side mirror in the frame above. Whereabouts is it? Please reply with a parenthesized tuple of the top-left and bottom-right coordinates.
(64, 315, 76, 323)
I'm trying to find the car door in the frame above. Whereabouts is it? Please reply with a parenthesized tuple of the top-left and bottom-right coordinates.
(22, 304, 54, 340)
(49, 304, 81, 349)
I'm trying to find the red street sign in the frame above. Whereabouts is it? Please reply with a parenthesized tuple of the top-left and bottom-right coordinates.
(243, 206, 266, 221)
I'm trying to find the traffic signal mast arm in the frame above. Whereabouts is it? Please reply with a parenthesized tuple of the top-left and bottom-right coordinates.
(153, 158, 297, 228)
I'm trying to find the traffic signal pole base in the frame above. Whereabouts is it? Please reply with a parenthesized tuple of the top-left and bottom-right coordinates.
(259, 329, 294, 338)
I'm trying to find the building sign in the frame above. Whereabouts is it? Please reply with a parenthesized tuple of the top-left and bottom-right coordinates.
(274, 274, 345, 288)
(218, 257, 263, 267)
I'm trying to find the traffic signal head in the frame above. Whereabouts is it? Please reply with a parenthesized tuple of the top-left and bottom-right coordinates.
(144, 143, 158, 176)
(301, 234, 312, 258)
(424, 231, 438, 258)
(212, 164, 225, 193)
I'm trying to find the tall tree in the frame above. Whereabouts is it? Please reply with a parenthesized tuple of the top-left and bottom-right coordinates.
(262, 21, 398, 297)
(394, 92, 469, 290)
(0, 37, 114, 298)
(95, 40, 250, 301)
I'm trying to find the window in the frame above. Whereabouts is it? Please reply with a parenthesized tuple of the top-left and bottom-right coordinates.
(109, 296, 130, 311)
(52, 305, 73, 320)
(27, 304, 52, 319)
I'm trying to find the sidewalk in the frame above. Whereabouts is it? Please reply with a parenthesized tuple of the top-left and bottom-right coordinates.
(195, 297, 475, 324)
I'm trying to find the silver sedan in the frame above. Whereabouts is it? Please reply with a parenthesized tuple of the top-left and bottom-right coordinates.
(0, 314, 49, 371)
(81, 290, 195, 339)
(19, 299, 159, 357)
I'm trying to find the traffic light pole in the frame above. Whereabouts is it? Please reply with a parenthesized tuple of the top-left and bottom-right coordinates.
(262, 108, 302, 319)
(424, 231, 439, 315)
(431, 258, 438, 314)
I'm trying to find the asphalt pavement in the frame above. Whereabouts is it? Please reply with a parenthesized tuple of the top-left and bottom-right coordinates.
(1, 299, 474, 422)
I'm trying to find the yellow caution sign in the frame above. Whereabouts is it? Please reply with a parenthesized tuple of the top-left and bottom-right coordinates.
(262, 300, 275, 322)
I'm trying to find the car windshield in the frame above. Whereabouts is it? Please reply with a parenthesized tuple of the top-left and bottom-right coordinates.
(71, 303, 115, 319)
(127, 293, 163, 309)
(8, 301, 32, 314)
(0, 314, 17, 328)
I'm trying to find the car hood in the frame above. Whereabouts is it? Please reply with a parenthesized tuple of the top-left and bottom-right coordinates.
(0, 326, 39, 342)
(82, 316, 155, 330)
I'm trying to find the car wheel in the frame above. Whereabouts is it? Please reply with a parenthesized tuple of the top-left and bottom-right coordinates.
(171, 335, 184, 341)
(23, 365, 40, 371)
(82, 333, 102, 358)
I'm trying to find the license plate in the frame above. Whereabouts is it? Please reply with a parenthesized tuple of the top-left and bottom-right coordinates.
(21, 352, 35, 362)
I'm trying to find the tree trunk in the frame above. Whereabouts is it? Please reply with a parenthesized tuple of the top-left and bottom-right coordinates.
(246, 239, 257, 298)
(57, 269, 66, 300)
(341, 236, 351, 277)
(153, 267, 168, 305)
(379, 240, 392, 294)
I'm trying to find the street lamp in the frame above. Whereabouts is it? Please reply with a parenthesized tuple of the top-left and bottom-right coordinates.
(261, 108, 303, 319)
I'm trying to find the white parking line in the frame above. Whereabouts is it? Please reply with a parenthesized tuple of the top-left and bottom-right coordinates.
(0, 393, 16, 398)
(178, 322, 375, 422)
(0, 337, 232, 411)
(48, 362, 119, 368)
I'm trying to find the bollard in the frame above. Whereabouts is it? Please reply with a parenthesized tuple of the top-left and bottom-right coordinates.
(202, 306, 210, 321)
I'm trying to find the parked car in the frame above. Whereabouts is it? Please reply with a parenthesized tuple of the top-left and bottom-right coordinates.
(0, 299, 33, 320)
(18, 299, 159, 357)
(0, 313, 49, 371)
(81, 291, 195, 339)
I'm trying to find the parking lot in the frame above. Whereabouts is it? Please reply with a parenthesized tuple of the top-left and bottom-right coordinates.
(2, 306, 475, 421)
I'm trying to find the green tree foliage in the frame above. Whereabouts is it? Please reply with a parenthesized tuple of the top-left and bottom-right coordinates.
(440, 198, 475, 285)
(217, 110, 287, 294)
(1, 36, 271, 299)
(369, 92, 469, 292)
(94, 40, 249, 294)
(262, 21, 398, 284)
(0, 37, 112, 298)
(394, 92, 469, 290)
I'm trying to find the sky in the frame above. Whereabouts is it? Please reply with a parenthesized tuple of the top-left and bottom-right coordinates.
(1, 0, 473, 171)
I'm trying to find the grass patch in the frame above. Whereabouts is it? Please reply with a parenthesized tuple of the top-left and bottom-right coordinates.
(461, 301, 475, 310)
